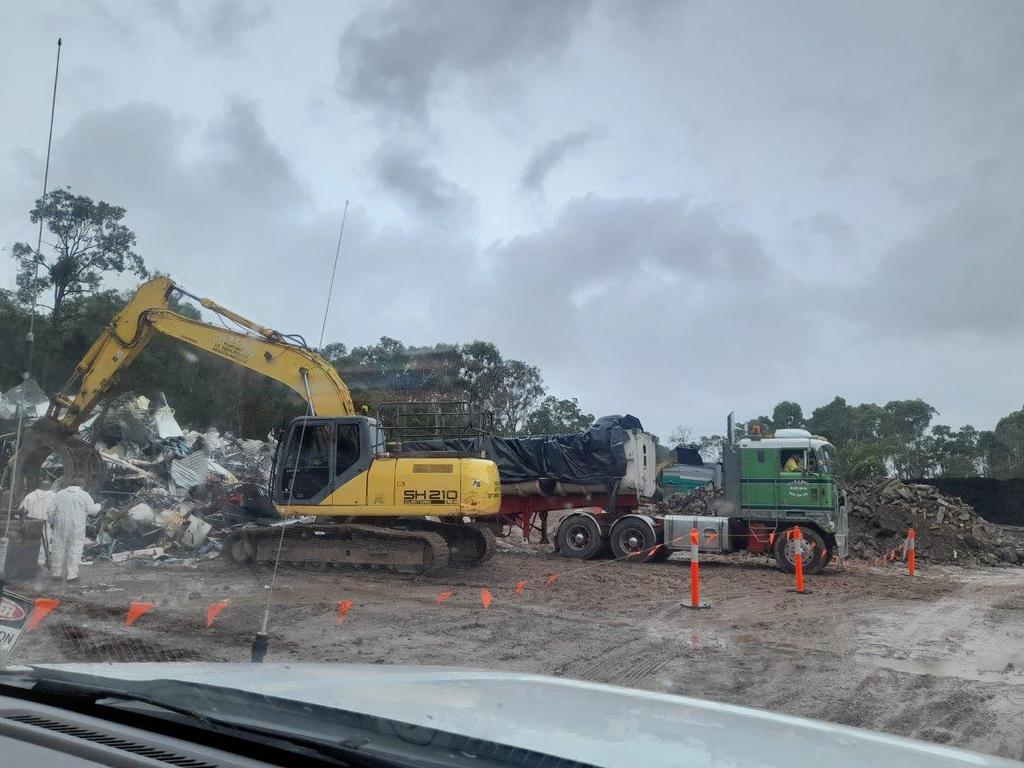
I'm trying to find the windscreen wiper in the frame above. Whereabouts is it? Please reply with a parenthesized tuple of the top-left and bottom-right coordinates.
(0, 673, 390, 767)
(3, 671, 593, 768)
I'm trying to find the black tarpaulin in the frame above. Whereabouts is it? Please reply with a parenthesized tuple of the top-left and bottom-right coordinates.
(403, 414, 644, 485)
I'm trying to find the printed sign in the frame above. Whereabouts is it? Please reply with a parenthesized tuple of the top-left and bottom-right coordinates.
(0, 590, 36, 658)
(788, 480, 809, 498)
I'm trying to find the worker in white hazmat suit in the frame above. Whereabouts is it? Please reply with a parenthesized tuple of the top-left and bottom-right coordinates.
(49, 481, 100, 583)
(19, 479, 56, 566)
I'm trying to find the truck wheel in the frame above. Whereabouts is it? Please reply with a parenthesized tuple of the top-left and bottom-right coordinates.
(608, 516, 659, 563)
(556, 514, 604, 559)
(774, 527, 828, 574)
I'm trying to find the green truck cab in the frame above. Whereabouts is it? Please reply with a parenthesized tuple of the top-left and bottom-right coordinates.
(720, 425, 848, 571)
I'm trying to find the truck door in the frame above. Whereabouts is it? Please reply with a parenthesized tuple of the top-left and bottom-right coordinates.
(777, 448, 825, 510)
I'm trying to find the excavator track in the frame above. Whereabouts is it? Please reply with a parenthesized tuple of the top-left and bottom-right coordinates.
(394, 520, 497, 567)
(224, 523, 450, 575)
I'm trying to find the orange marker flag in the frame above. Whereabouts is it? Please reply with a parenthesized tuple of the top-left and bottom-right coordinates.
(125, 601, 154, 627)
(336, 600, 354, 624)
(545, 573, 559, 587)
(515, 581, 527, 595)
(437, 591, 455, 604)
(480, 589, 493, 609)
(27, 598, 61, 632)
(206, 601, 229, 628)
(768, 531, 776, 549)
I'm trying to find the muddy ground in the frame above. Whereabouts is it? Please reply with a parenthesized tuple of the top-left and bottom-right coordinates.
(8, 538, 1024, 761)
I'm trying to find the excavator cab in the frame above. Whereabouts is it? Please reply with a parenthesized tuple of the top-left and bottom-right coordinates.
(272, 416, 381, 506)
(271, 407, 500, 522)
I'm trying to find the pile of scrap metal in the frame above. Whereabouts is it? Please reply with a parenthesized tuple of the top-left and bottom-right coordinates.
(77, 392, 276, 494)
(2, 382, 281, 564)
(1, 380, 51, 463)
(79, 393, 280, 563)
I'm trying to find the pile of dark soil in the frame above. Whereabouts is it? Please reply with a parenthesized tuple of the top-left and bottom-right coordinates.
(847, 478, 1023, 566)
(913, 477, 1024, 526)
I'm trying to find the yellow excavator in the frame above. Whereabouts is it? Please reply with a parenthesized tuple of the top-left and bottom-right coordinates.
(7, 276, 501, 573)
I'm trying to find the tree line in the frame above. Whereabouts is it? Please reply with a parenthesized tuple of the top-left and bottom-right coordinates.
(7, 190, 1021, 481)
(2, 191, 594, 441)
(673, 398, 1024, 481)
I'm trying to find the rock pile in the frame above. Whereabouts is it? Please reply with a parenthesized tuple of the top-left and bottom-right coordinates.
(846, 478, 1023, 566)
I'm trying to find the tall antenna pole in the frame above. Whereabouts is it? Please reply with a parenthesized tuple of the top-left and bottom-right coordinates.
(27, 37, 63, 370)
(2, 38, 63, 570)
(317, 200, 349, 350)
(251, 200, 350, 662)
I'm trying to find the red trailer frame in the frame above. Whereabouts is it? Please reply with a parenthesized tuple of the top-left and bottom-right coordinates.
(478, 494, 642, 544)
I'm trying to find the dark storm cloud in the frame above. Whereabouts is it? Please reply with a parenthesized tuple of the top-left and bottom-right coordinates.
(796, 211, 856, 256)
(30, 99, 312, 287)
(371, 142, 475, 221)
(521, 129, 602, 192)
(849, 191, 1024, 336)
(3, 97, 480, 346)
(149, 0, 270, 53)
(337, 0, 591, 120)
(473, 194, 780, 350)
(199, 0, 271, 52)
(452, 194, 807, 433)
(50, 100, 303, 214)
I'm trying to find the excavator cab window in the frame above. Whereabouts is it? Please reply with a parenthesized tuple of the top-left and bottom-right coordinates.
(280, 423, 333, 500)
(336, 424, 360, 476)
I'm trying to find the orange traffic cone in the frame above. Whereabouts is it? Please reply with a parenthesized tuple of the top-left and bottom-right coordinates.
(336, 600, 354, 624)
(206, 601, 229, 628)
(788, 526, 811, 594)
(684, 527, 710, 609)
(125, 601, 154, 627)
(907, 528, 916, 576)
(27, 598, 61, 632)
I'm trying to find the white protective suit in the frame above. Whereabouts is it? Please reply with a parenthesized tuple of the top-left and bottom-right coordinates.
(19, 487, 56, 566)
(49, 486, 99, 580)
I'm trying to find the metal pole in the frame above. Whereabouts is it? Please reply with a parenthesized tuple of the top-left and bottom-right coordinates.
(1, 38, 62, 575)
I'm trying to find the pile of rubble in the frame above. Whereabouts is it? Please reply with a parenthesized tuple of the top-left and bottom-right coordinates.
(79, 394, 279, 563)
(2, 384, 280, 565)
(846, 478, 1023, 566)
(0, 379, 50, 421)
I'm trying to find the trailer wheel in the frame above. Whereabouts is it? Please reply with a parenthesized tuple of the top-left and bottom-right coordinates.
(556, 514, 604, 559)
(608, 516, 660, 563)
(774, 527, 828, 574)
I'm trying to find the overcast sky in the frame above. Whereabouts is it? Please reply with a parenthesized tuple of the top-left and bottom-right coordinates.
(2, 0, 1022, 438)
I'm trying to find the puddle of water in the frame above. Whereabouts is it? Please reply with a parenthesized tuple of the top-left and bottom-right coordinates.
(859, 652, 1024, 684)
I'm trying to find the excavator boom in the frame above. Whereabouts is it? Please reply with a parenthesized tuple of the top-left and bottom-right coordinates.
(50, 276, 354, 429)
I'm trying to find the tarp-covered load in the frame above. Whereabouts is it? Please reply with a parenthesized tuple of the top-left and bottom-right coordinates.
(404, 414, 644, 486)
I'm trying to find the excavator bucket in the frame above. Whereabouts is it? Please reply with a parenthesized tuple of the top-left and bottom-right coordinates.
(1, 418, 105, 502)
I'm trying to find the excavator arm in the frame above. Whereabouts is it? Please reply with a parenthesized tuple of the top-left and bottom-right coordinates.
(49, 276, 355, 430)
